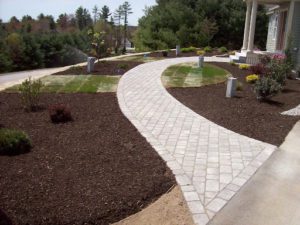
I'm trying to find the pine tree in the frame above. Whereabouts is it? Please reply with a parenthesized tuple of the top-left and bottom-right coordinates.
(76, 6, 92, 30)
(121, 2, 133, 53)
(100, 5, 111, 22)
(92, 5, 99, 24)
(114, 6, 124, 53)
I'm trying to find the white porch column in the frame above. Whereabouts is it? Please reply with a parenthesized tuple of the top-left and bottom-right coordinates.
(247, 0, 258, 52)
(242, 0, 252, 51)
(284, 0, 295, 48)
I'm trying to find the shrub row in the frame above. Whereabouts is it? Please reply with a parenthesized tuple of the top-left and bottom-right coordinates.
(181, 46, 197, 53)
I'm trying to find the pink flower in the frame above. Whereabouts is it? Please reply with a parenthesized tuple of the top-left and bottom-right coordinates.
(272, 53, 286, 61)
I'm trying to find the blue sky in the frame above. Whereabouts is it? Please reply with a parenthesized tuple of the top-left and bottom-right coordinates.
(0, 0, 157, 26)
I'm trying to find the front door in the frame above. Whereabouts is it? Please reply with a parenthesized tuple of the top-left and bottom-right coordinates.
(277, 11, 288, 51)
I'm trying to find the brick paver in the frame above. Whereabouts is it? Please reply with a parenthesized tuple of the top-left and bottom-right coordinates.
(117, 57, 276, 225)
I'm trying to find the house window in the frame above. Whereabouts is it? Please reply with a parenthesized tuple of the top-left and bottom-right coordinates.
(273, 14, 278, 40)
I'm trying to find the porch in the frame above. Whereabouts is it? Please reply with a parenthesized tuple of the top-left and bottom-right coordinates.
(231, 0, 294, 64)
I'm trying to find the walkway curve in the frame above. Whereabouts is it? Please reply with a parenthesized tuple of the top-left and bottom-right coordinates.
(117, 57, 276, 225)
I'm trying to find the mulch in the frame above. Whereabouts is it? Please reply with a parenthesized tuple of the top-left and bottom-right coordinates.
(148, 50, 224, 58)
(53, 60, 144, 76)
(0, 93, 175, 225)
(168, 62, 300, 146)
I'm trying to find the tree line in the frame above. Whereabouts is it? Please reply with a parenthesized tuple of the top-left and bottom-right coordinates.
(0, 2, 133, 73)
(134, 0, 268, 51)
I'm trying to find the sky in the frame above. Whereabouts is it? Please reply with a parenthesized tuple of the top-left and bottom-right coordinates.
(0, 0, 157, 26)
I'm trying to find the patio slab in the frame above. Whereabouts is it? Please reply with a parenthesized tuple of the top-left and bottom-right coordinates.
(209, 121, 300, 225)
(117, 57, 277, 225)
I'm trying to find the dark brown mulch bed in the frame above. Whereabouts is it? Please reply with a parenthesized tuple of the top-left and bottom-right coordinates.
(168, 62, 300, 146)
(0, 93, 175, 225)
(53, 60, 144, 76)
(148, 50, 224, 58)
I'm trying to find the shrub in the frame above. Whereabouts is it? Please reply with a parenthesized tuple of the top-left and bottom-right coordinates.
(268, 58, 292, 86)
(272, 53, 286, 62)
(197, 50, 205, 56)
(48, 104, 73, 123)
(229, 51, 236, 56)
(250, 63, 267, 75)
(219, 46, 228, 53)
(117, 63, 129, 70)
(19, 77, 43, 111)
(239, 64, 250, 70)
(204, 46, 212, 53)
(0, 128, 32, 156)
(246, 74, 259, 84)
(254, 76, 282, 100)
(181, 46, 197, 53)
(268, 63, 287, 86)
(259, 54, 272, 65)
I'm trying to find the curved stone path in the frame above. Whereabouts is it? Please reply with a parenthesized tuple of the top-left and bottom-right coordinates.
(281, 104, 300, 116)
(117, 57, 276, 225)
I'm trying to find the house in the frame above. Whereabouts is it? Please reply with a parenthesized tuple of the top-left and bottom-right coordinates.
(231, 0, 300, 69)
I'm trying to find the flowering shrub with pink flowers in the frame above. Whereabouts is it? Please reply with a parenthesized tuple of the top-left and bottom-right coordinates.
(252, 52, 293, 100)
(272, 53, 286, 60)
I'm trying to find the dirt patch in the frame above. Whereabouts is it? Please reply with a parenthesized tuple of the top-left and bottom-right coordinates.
(53, 60, 144, 76)
(113, 186, 195, 225)
(0, 93, 175, 225)
(168, 62, 300, 146)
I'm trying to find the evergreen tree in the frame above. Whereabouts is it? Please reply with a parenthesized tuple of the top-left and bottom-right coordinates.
(21, 15, 33, 23)
(92, 5, 99, 24)
(38, 13, 45, 20)
(135, 0, 268, 50)
(113, 6, 124, 53)
(100, 5, 111, 22)
(22, 34, 44, 69)
(6, 33, 25, 70)
(76, 6, 92, 30)
(121, 1, 133, 53)
(57, 14, 68, 30)
(46, 15, 56, 31)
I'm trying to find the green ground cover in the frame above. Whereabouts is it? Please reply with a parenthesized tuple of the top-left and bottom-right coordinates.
(162, 63, 229, 88)
(5, 75, 120, 93)
(117, 55, 163, 62)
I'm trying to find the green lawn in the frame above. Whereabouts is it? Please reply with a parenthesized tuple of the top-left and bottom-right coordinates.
(5, 75, 120, 93)
(162, 63, 230, 88)
(117, 55, 163, 63)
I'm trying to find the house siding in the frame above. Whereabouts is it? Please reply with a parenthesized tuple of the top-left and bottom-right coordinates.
(266, 13, 277, 52)
(290, 2, 300, 68)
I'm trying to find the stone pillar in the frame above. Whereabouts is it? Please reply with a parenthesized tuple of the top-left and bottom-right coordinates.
(198, 56, 204, 68)
(226, 77, 237, 98)
(176, 45, 180, 56)
(242, 0, 252, 51)
(87, 57, 96, 73)
(247, 0, 258, 52)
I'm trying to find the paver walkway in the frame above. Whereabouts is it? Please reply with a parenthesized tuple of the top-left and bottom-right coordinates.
(117, 57, 277, 225)
(282, 104, 300, 116)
